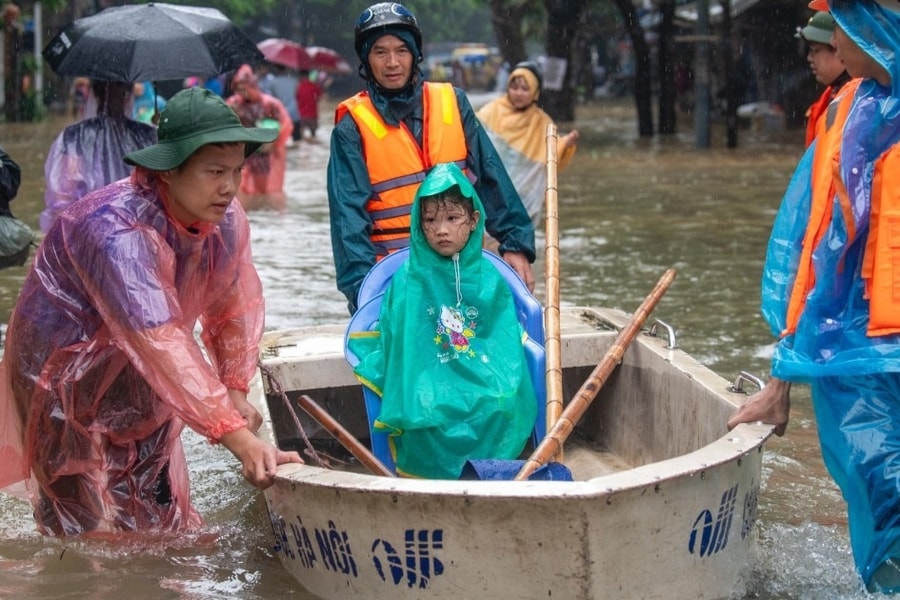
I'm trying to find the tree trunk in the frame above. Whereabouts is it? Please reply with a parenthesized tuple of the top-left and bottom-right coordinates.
(542, 0, 585, 122)
(720, 0, 738, 148)
(610, 0, 653, 137)
(488, 0, 529, 67)
(3, 4, 23, 122)
(657, 0, 677, 135)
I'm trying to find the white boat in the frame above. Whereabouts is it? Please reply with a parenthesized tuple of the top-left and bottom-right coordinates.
(252, 306, 774, 600)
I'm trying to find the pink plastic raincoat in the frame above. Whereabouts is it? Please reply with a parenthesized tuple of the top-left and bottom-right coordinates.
(0, 172, 263, 536)
(226, 66, 293, 207)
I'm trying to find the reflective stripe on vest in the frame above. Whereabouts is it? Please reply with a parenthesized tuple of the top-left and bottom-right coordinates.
(336, 82, 468, 258)
(784, 78, 862, 337)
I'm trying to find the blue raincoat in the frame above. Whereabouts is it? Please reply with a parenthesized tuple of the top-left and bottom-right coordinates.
(761, 1, 900, 589)
(348, 163, 537, 479)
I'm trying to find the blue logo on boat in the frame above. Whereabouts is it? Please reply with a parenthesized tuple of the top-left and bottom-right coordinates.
(372, 529, 445, 588)
(689, 484, 738, 556)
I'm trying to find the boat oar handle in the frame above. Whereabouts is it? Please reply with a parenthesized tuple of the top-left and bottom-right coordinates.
(296, 394, 395, 477)
(514, 268, 677, 481)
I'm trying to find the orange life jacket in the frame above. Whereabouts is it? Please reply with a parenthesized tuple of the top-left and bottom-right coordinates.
(336, 82, 468, 258)
(805, 76, 854, 148)
(863, 140, 900, 335)
(804, 87, 834, 148)
(784, 78, 862, 337)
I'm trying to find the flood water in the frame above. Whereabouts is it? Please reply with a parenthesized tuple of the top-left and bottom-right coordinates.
(0, 97, 880, 599)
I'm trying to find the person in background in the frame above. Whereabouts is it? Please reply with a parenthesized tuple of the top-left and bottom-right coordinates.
(0, 144, 34, 271)
(41, 79, 158, 233)
(132, 81, 167, 125)
(477, 61, 579, 229)
(295, 69, 323, 141)
(267, 64, 301, 146)
(796, 10, 853, 147)
(226, 64, 294, 210)
(69, 77, 91, 119)
(328, 2, 535, 314)
(0, 87, 302, 537)
(0, 144, 21, 218)
(727, 0, 900, 592)
(348, 163, 537, 479)
(184, 75, 225, 98)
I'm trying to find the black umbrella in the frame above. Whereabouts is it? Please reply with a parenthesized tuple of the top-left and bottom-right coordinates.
(43, 2, 263, 83)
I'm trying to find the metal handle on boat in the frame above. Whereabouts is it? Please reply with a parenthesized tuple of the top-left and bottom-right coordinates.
(728, 371, 766, 394)
(647, 319, 677, 349)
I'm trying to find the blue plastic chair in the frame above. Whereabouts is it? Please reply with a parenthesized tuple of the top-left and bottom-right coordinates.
(345, 250, 547, 474)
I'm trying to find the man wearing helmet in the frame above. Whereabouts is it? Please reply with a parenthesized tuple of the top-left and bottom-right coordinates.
(327, 2, 536, 314)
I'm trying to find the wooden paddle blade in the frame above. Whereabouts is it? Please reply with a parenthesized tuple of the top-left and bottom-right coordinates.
(296, 394, 395, 477)
(515, 268, 677, 480)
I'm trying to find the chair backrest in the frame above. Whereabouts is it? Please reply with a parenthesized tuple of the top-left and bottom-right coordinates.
(345, 250, 547, 474)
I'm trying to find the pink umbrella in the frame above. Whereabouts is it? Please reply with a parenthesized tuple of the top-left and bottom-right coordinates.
(305, 46, 352, 74)
(257, 38, 313, 70)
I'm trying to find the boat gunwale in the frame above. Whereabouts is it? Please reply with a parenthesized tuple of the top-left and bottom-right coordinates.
(259, 305, 775, 499)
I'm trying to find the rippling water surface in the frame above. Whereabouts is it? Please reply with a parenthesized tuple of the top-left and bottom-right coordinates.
(0, 98, 882, 598)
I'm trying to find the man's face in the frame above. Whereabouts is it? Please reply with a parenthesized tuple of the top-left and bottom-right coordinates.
(806, 41, 845, 86)
(161, 143, 245, 227)
(367, 34, 414, 90)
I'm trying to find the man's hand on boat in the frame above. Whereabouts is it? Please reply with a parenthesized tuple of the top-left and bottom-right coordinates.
(727, 376, 791, 436)
(219, 427, 304, 489)
(502, 251, 535, 292)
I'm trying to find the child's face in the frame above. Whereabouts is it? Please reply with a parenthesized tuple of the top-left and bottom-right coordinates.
(420, 198, 480, 257)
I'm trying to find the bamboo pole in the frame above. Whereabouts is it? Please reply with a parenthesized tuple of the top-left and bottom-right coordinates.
(515, 269, 677, 481)
(296, 394, 395, 477)
(544, 124, 564, 458)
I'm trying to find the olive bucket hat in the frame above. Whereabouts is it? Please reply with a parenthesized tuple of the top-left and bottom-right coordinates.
(125, 87, 277, 171)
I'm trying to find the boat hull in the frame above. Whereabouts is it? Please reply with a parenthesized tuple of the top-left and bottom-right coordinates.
(254, 307, 772, 600)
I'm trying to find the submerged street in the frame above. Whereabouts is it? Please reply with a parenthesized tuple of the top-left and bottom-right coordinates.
(0, 98, 871, 599)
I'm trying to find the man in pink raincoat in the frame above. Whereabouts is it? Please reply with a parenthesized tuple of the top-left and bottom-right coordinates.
(0, 87, 302, 536)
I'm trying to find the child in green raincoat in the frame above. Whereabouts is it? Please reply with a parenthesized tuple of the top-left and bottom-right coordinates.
(349, 162, 538, 479)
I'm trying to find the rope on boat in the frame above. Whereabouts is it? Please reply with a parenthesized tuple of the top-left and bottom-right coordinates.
(257, 361, 337, 469)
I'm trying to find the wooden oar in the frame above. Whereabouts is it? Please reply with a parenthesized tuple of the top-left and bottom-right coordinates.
(544, 124, 564, 458)
(515, 268, 677, 481)
(296, 394, 395, 478)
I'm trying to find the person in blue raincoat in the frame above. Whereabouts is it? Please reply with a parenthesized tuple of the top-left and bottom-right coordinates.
(348, 163, 537, 479)
(728, 0, 900, 592)
(0, 88, 301, 536)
